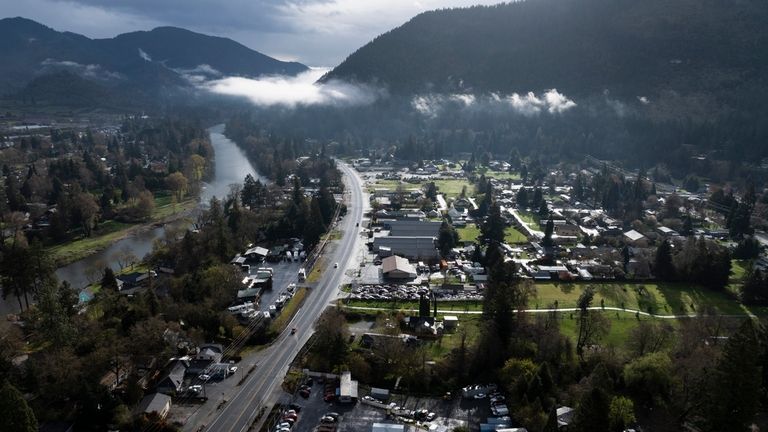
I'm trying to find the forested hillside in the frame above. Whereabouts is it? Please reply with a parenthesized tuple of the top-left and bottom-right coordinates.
(326, 0, 768, 99)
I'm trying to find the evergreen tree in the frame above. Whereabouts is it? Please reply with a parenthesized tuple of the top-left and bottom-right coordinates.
(437, 220, 459, 257)
(654, 239, 675, 281)
(574, 387, 610, 432)
(102, 267, 118, 291)
(0, 381, 37, 432)
(706, 319, 762, 431)
(542, 407, 559, 432)
(516, 188, 529, 208)
(543, 217, 554, 248)
(481, 201, 506, 244)
(742, 267, 768, 305)
(538, 199, 549, 218)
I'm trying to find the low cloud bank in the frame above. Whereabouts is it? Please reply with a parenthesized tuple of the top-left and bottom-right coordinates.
(40, 58, 123, 81)
(412, 89, 577, 117)
(202, 67, 382, 107)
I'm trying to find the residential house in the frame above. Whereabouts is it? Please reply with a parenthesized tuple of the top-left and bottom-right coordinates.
(623, 230, 648, 246)
(187, 344, 224, 376)
(155, 358, 188, 395)
(136, 393, 172, 419)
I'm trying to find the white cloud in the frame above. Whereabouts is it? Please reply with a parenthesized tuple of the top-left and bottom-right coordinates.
(40, 58, 123, 80)
(412, 89, 578, 117)
(542, 89, 577, 113)
(202, 67, 383, 107)
(138, 48, 152, 61)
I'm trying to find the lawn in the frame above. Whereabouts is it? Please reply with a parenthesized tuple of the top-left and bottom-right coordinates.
(327, 229, 344, 241)
(428, 314, 482, 358)
(306, 258, 326, 283)
(504, 227, 528, 244)
(483, 170, 521, 180)
(151, 194, 197, 220)
(46, 220, 134, 266)
(369, 179, 403, 191)
(269, 287, 309, 333)
(531, 281, 767, 316)
(457, 224, 526, 244)
(457, 224, 481, 242)
(433, 179, 474, 199)
(517, 210, 541, 228)
(557, 311, 666, 348)
(730, 259, 749, 283)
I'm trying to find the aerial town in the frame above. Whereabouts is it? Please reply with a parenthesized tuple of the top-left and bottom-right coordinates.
(3, 1, 768, 432)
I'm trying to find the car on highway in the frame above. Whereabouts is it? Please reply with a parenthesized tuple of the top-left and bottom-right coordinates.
(291, 327, 297, 335)
(334, 262, 339, 268)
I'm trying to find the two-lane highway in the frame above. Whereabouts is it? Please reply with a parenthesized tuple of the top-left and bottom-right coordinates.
(203, 161, 365, 432)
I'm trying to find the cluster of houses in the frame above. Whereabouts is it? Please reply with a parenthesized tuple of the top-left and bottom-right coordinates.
(355, 156, 744, 298)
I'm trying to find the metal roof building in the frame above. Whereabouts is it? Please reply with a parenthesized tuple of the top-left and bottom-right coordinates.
(381, 255, 417, 279)
(373, 236, 438, 261)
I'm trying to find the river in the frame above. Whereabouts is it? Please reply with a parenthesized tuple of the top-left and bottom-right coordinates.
(50, 124, 262, 292)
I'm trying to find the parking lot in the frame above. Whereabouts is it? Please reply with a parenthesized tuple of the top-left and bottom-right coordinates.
(277, 378, 487, 432)
(250, 260, 303, 312)
(347, 284, 483, 302)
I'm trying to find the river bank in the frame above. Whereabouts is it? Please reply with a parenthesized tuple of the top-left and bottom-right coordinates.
(48, 197, 199, 268)
(52, 124, 263, 289)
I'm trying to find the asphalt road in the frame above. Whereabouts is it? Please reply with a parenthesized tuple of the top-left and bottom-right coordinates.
(202, 161, 365, 432)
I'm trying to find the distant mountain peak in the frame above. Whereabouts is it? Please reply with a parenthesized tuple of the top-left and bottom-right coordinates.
(0, 17, 309, 108)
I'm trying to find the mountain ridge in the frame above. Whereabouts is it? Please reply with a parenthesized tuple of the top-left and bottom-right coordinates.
(323, 0, 768, 101)
(0, 17, 309, 108)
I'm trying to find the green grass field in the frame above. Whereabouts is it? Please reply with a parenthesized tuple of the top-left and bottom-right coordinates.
(433, 179, 475, 199)
(483, 170, 521, 180)
(46, 220, 134, 266)
(505, 227, 528, 244)
(557, 311, 665, 347)
(531, 281, 767, 316)
(517, 210, 541, 228)
(456, 224, 527, 244)
(457, 224, 481, 242)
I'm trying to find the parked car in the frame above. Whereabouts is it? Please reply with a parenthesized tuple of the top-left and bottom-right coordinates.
(320, 416, 337, 423)
(288, 403, 303, 412)
(299, 389, 310, 398)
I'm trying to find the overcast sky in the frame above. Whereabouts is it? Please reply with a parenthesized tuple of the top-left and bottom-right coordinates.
(1, 0, 503, 66)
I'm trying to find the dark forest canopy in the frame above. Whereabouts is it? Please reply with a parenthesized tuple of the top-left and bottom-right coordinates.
(325, 0, 768, 99)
